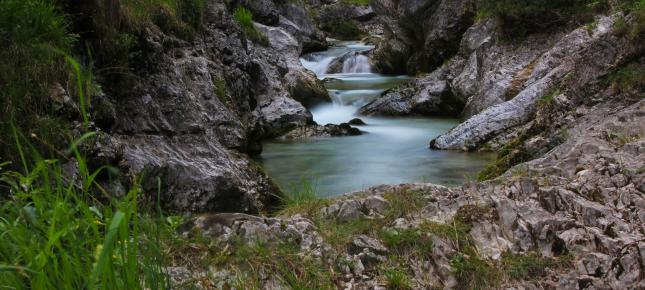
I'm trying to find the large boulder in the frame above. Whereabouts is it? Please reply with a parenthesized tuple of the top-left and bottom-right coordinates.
(108, 1, 323, 212)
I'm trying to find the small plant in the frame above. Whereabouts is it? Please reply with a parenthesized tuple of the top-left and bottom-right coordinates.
(342, 0, 371, 5)
(380, 228, 434, 256)
(383, 268, 413, 290)
(383, 190, 427, 220)
(607, 61, 645, 93)
(478, 137, 532, 181)
(536, 89, 559, 108)
(501, 252, 572, 281)
(451, 252, 501, 290)
(233, 6, 269, 45)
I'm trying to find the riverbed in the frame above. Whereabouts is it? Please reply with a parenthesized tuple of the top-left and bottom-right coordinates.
(258, 41, 494, 197)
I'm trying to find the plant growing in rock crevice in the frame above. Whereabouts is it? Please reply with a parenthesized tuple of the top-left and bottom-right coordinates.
(233, 6, 269, 46)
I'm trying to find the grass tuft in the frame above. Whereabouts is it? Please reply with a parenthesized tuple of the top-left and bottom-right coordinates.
(233, 6, 269, 45)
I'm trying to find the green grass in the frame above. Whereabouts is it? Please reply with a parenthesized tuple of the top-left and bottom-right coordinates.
(607, 60, 645, 93)
(0, 134, 169, 289)
(477, 137, 531, 181)
(383, 268, 413, 290)
(0, 0, 76, 165)
(500, 252, 572, 281)
(233, 6, 269, 45)
(278, 179, 329, 217)
(219, 239, 335, 289)
(451, 252, 501, 290)
(342, 0, 371, 5)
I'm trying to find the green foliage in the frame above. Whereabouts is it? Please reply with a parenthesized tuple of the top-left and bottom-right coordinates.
(342, 0, 371, 6)
(278, 179, 328, 217)
(383, 268, 413, 290)
(233, 6, 269, 45)
(0, 133, 168, 289)
(0, 0, 76, 164)
(607, 60, 645, 93)
(451, 253, 501, 290)
(478, 137, 531, 181)
(501, 252, 572, 281)
(536, 89, 559, 108)
(380, 228, 434, 256)
(613, 0, 645, 38)
(219, 240, 335, 289)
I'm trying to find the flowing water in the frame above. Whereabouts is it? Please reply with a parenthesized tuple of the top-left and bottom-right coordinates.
(258, 41, 495, 197)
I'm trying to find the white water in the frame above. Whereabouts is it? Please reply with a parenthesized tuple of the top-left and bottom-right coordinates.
(342, 54, 371, 73)
(259, 41, 495, 196)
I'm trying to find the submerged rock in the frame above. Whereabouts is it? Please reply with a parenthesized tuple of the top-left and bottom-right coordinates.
(280, 122, 363, 140)
(348, 118, 366, 125)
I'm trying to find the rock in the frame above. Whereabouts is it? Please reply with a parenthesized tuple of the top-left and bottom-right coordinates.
(230, 0, 280, 26)
(256, 23, 331, 108)
(371, 0, 476, 74)
(107, 1, 339, 212)
(280, 122, 362, 139)
(431, 15, 641, 150)
(358, 68, 463, 116)
(348, 118, 366, 125)
(349, 235, 388, 255)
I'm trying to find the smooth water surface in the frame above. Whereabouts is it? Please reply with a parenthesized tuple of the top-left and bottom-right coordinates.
(258, 42, 495, 196)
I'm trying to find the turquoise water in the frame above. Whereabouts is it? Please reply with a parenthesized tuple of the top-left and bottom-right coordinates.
(258, 42, 495, 196)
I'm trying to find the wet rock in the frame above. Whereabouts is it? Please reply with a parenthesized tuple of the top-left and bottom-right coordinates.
(280, 122, 362, 140)
(348, 118, 367, 125)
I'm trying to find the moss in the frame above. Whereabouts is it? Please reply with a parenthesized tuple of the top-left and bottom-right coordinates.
(536, 89, 559, 108)
(477, 137, 531, 181)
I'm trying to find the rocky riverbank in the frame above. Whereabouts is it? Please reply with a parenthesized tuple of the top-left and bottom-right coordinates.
(7, 0, 642, 288)
(162, 0, 644, 289)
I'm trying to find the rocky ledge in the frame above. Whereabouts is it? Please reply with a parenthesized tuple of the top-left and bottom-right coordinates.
(170, 96, 645, 288)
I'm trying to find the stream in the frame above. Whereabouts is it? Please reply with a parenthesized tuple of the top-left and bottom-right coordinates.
(258, 41, 495, 197)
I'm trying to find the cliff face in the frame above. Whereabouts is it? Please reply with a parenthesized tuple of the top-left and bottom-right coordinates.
(94, 0, 330, 213)
(370, 0, 476, 75)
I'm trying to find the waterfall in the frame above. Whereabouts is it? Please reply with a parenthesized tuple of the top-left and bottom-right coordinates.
(300, 56, 336, 76)
(342, 54, 371, 73)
